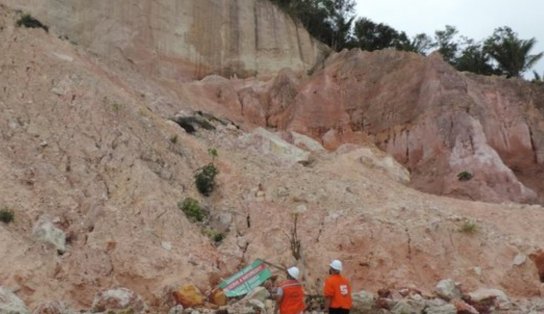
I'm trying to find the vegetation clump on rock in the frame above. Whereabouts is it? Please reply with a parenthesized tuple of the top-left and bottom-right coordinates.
(178, 197, 206, 223)
(194, 148, 219, 196)
(0, 207, 14, 224)
(16, 13, 48, 32)
(457, 171, 473, 181)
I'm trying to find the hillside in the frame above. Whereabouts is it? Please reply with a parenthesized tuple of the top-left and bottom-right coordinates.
(0, 2, 544, 313)
(203, 49, 544, 204)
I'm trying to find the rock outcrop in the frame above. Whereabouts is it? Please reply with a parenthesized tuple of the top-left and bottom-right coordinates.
(1, 0, 328, 80)
(213, 49, 544, 204)
(294, 50, 544, 204)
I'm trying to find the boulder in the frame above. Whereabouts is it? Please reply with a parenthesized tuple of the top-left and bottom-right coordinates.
(322, 129, 342, 150)
(351, 290, 376, 314)
(167, 304, 184, 314)
(210, 289, 227, 306)
(0, 287, 30, 314)
(224, 304, 254, 314)
(91, 287, 147, 313)
(424, 303, 456, 314)
(32, 219, 66, 253)
(264, 299, 275, 312)
(237, 128, 311, 165)
(435, 279, 461, 301)
(513, 253, 527, 266)
(247, 299, 265, 311)
(390, 297, 426, 314)
(289, 131, 326, 153)
(173, 284, 205, 308)
(336, 145, 410, 184)
(244, 286, 270, 304)
(452, 298, 478, 314)
(468, 288, 511, 309)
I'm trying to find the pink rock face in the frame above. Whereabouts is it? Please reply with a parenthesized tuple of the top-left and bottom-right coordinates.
(240, 49, 544, 204)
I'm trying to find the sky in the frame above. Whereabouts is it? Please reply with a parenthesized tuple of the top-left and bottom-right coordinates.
(355, 0, 544, 78)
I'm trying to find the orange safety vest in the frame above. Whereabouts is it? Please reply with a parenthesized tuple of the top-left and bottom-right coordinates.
(279, 279, 305, 314)
(323, 274, 352, 309)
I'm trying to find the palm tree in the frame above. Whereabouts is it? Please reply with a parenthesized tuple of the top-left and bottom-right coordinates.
(455, 39, 498, 75)
(484, 27, 543, 78)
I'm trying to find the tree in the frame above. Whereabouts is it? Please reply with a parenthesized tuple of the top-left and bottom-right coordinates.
(351, 18, 432, 54)
(434, 25, 459, 64)
(352, 17, 402, 51)
(270, 0, 356, 51)
(455, 39, 498, 75)
(322, 0, 357, 50)
(484, 27, 544, 77)
(398, 33, 434, 55)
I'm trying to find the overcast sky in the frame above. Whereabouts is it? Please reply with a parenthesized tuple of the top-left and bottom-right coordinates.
(355, 0, 544, 78)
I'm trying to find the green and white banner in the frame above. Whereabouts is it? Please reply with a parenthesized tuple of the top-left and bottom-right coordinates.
(219, 259, 272, 297)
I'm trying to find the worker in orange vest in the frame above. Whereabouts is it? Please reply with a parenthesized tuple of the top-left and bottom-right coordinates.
(275, 266, 305, 314)
(323, 259, 352, 314)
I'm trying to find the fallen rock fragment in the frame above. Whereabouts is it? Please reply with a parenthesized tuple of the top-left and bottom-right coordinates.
(32, 219, 66, 253)
(92, 287, 147, 313)
(173, 284, 205, 308)
(351, 290, 376, 313)
(435, 279, 461, 301)
(468, 288, 510, 309)
(452, 298, 478, 314)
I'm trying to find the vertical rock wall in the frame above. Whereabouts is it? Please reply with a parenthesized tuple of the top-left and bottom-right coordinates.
(1, 0, 328, 80)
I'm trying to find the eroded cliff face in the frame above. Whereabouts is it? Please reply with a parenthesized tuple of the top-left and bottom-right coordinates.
(191, 49, 544, 204)
(1, 0, 328, 80)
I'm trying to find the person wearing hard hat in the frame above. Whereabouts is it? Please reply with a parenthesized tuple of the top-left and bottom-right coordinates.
(275, 266, 305, 314)
(323, 259, 352, 314)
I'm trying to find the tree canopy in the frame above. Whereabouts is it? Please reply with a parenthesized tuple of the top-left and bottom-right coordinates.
(269, 0, 543, 78)
(484, 27, 544, 77)
(269, 0, 356, 50)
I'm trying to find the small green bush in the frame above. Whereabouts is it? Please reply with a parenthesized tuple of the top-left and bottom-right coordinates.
(459, 220, 478, 234)
(202, 227, 225, 244)
(195, 163, 219, 196)
(208, 148, 218, 160)
(169, 135, 178, 144)
(111, 102, 122, 112)
(16, 14, 49, 32)
(178, 197, 205, 222)
(0, 208, 14, 224)
(212, 232, 225, 243)
(457, 171, 473, 181)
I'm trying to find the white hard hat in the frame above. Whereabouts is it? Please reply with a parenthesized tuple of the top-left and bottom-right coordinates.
(330, 259, 342, 271)
(287, 266, 300, 280)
